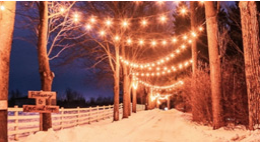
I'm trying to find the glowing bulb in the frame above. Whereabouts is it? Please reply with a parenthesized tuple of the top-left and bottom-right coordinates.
(156, 1, 165, 5)
(90, 17, 96, 23)
(106, 20, 112, 26)
(188, 40, 192, 43)
(139, 39, 144, 45)
(180, 8, 187, 14)
(183, 35, 188, 40)
(166, 57, 170, 61)
(141, 19, 148, 26)
(151, 73, 155, 76)
(157, 67, 160, 71)
(151, 41, 157, 46)
(172, 38, 177, 43)
(162, 40, 167, 45)
(164, 67, 167, 70)
(99, 30, 105, 36)
(160, 59, 164, 63)
(179, 64, 183, 69)
(146, 73, 150, 77)
(60, 7, 65, 13)
(190, 59, 193, 63)
(141, 73, 144, 76)
(160, 15, 167, 23)
(157, 61, 160, 65)
(122, 20, 129, 27)
(192, 32, 197, 37)
(162, 71, 166, 75)
(199, 26, 204, 31)
(167, 70, 171, 73)
(176, 50, 180, 53)
(170, 54, 175, 57)
(127, 38, 132, 44)
(199, 1, 205, 5)
(181, 45, 186, 49)
(149, 67, 152, 70)
(86, 24, 92, 30)
(0, 5, 5, 11)
(157, 72, 160, 76)
(115, 36, 120, 41)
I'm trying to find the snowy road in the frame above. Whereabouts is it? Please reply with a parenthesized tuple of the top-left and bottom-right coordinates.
(20, 109, 259, 142)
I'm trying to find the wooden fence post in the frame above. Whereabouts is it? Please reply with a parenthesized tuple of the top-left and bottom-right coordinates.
(61, 107, 64, 130)
(103, 105, 105, 119)
(77, 107, 80, 126)
(88, 107, 91, 124)
(96, 106, 99, 121)
(14, 105, 18, 141)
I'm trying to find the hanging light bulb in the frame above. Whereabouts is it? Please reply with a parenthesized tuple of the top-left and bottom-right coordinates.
(0, 5, 5, 11)
(180, 7, 187, 15)
(90, 17, 96, 23)
(127, 38, 132, 44)
(86, 24, 92, 30)
(141, 19, 148, 27)
(151, 41, 157, 46)
(139, 39, 144, 45)
(115, 36, 120, 41)
(162, 40, 167, 45)
(105, 20, 112, 26)
(60, 7, 65, 13)
(99, 30, 105, 36)
(199, 26, 204, 31)
(172, 37, 177, 43)
(159, 15, 167, 23)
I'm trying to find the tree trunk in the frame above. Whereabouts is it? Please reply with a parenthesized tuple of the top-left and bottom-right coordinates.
(113, 46, 120, 121)
(37, 1, 54, 131)
(190, 1, 198, 121)
(127, 76, 131, 116)
(239, 1, 260, 130)
(0, 1, 16, 142)
(205, 1, 223, 129)
(122, 64, 129, 118)
(132, 85, 137, 113)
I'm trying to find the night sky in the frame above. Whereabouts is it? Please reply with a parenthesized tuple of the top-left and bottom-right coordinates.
(9, 9, 113, 100)
(8, 1, 233, 101)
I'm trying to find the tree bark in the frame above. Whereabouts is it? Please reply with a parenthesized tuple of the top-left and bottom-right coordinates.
(127, 76, 131, 116)
(132, 84, 137, 113)
(0, 1, 16, 142)
(205, 1, 223, 129)
(37, 1, 54, 131)
(113, 46, 120, 121)
(190, 1, 198, 121)
(239, 1, 260, 130)
(122, 64, 129, 118)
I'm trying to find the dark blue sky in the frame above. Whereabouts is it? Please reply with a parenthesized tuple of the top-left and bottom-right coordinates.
(8, 1, 235, 100)
(9, 6, 113, 100)
(9, 37, 113, 100)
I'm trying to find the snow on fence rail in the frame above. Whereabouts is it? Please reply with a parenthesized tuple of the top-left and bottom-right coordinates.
(8, 104, 145, 141)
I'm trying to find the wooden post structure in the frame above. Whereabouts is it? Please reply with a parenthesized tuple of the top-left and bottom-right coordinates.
(0, 1, 16, 142)
(61, 107, 64, 129)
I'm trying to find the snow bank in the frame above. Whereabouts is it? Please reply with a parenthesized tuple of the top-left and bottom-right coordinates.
(18, 109, 260, 142)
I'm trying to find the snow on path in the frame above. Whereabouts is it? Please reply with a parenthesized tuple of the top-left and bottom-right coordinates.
(19, 109, 260, 142)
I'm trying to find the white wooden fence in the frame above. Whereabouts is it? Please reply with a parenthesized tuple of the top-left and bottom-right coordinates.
(8, 104, 145, 141)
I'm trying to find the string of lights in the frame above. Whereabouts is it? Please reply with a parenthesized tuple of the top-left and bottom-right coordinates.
(135, 78, 184, 90)
(132, 59, 192, 77)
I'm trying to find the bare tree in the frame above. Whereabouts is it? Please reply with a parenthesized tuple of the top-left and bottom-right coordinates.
(34, 1, 76, 131)
(0, 1, 16, 142)
(239, 1, 260, 130)
(205, 1, 223, 129)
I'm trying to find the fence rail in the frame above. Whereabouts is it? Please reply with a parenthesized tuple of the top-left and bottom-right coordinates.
(7, 104, 145, 141)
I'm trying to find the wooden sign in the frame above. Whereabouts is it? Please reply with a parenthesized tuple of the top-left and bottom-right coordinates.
(28, 91, 56, 99)
(23, 105, 59, 113)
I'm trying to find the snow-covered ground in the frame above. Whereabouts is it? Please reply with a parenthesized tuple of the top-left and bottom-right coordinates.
(17, 109, 259, 142)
